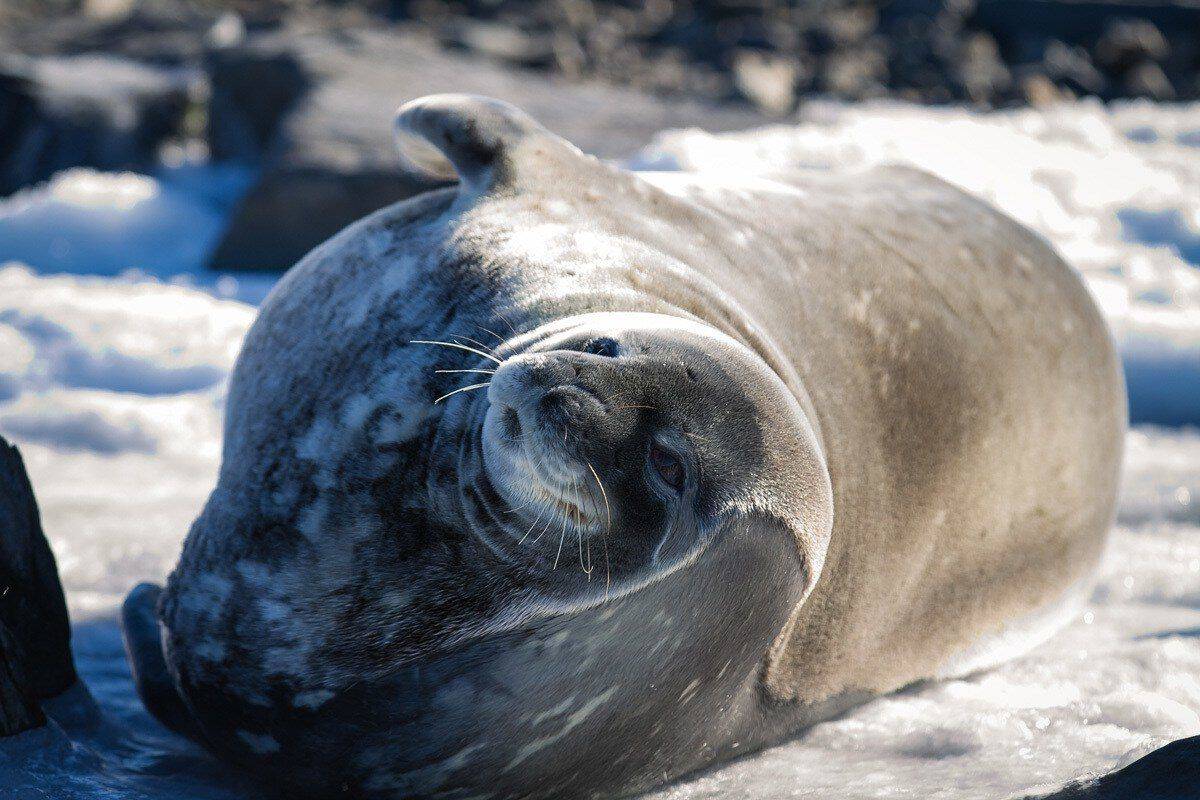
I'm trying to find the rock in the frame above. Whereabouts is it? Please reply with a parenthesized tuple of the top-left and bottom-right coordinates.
(820, 6, 878, 47)
(821, 46, 887, 100)
(0, 623, 43, 737)
(1096, 18, 1170, 73)
(1019, 735, 1200, 799)
(81, 0, 138, 22)
(440, 19, 555, 67)
(732, 49, 802, 115)
(1124, 60, 1176, 101)
(956, 31, 1010, 104)
(203, 35, 309, 161)
(208, 24, 769, 272)
(1021, 72, 1066, 107)
(0, 436, 76, 736)
(1043, 40, 1107, 97)
(0, 53, 196, 196)
(3, 0, 220, 62)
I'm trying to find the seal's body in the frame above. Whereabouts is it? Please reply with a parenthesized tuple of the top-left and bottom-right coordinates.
(124, 96, 1125, 799)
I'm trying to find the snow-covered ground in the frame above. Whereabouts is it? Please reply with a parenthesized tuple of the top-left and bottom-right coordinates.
(1, 99, 1198, 799)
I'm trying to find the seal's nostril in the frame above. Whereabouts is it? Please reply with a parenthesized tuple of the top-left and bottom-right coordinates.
(502, 406, 522, 440)
(568, 363, 581, 378)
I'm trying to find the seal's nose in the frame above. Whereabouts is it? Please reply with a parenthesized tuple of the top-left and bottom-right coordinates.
(487, 353, 579, 411)
(487, 353, 607, 432)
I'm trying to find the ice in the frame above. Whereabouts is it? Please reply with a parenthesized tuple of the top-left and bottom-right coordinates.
(0, 265, 252, 616)
(1, 98, 1198, 797)
(0, 163, 274, 304)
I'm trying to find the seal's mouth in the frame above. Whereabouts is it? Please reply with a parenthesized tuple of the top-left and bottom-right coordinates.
(483, 402, 599, 529)
(480, 356, 607, 534)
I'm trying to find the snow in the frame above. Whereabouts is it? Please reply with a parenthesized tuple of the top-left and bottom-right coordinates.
(0, 98, 1198, 798)
(0, 161, 274, 304)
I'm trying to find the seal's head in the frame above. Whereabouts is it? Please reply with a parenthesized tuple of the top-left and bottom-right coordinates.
(457, 312, 831, 610)
(334, 309, 835, 798)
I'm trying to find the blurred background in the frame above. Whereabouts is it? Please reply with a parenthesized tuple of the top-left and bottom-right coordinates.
(1, 0, 1198, 273)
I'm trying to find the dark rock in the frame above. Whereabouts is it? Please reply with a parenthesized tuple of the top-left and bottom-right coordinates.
(0, 53, 196, 196)
(1096, 18, 1170, 73)
(1043, 40, 1107, 96)
(203, 34, 309, 161)
(973, 0, 1198, 51)
(1124, 60, 1176, 101)
(1020, 735, 1200, 799)
(0, 622, 44, 737)
(0, 436, 76, 736)
(209, 24, 769, 272)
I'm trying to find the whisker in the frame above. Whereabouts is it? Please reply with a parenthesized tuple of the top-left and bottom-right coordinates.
(452, 334, 498, 355)
(495, 311, 518, 336)
(433, 382, 490, 404)
(603, 525, 611, 600)
(582, 463, 613, 599)
(519, 501, 549, 544)
(502, 494, 537, 515)
(435, 368, 497, 376)
(575, 484, 592, 577)
(585, 461, 612, 533)
(530, 510, 557, 544)
(474, 324, 506, 344)
(553, 488, 571, 570)
(411, 340, 503, 365)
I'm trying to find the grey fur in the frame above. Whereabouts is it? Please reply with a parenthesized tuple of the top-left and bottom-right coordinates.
(132, 95, 1125, 799)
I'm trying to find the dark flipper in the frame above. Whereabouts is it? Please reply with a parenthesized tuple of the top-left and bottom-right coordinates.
(122, 582, 202, 740)
(0, 435, 77, 736)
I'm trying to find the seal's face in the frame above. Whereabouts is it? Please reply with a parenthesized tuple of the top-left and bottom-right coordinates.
(466, 313, 795, 603)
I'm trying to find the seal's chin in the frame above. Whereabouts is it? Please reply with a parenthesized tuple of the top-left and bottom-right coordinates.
(480, 400, 600, 533)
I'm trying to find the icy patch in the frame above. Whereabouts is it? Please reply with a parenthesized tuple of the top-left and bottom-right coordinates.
(640, 99, 1200, 425)
(0, 265, 253, 615)
(0, 164, 274, 303)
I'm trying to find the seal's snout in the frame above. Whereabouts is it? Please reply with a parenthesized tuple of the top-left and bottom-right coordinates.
(483, 351, 609, 491)
(487, 353, 601, 422)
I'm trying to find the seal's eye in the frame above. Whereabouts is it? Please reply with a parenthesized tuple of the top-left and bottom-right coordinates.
(582, 337, 620, 358)
(649, 443, 685, 491)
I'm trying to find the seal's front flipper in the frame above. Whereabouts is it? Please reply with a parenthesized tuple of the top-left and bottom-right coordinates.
(394, 94, 583, 195)
(122, 582, 201, 741)
(0, 435, 77, 735)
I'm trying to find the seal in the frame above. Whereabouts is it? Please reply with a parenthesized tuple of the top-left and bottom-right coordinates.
(122, 95, 1126, 799)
